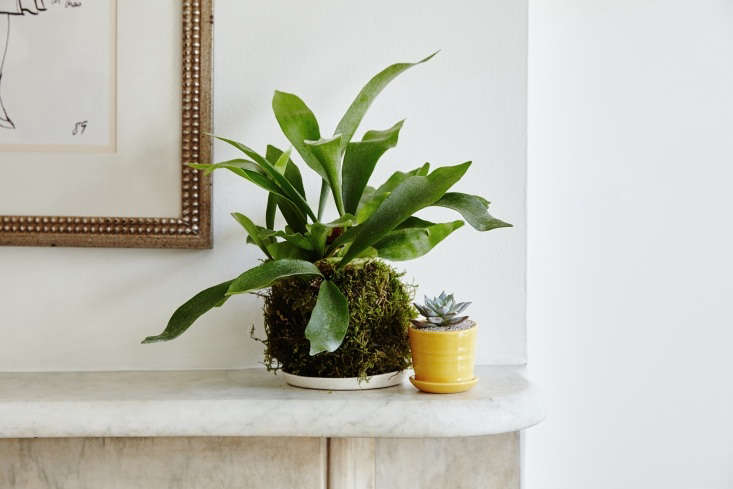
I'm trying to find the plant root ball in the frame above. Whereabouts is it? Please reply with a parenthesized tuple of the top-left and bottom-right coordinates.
(260, 260, 415, 379)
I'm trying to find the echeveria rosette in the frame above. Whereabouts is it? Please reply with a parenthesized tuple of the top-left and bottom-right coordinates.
(143, 53, 511, 355)
(411, 292, 472, 329)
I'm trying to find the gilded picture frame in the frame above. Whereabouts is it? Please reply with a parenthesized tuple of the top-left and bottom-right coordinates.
(0, 0, 213, 249)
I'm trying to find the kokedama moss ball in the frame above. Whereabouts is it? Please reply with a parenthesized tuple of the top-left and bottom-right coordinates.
(259, 260, 416, 379)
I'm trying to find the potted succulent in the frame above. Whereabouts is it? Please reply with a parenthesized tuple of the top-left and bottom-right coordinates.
(409, 293, 478, 394)
(142, 53, 511, 390)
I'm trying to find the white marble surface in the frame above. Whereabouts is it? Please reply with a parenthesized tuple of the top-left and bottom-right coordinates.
(376, 434, 519, 489)
(0, 366, 543, 439)
(0, 437, 327, 489)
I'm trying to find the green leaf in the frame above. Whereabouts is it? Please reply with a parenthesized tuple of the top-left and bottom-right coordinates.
(276, 231, 315, 251)
(324, 214, 356, 228)
(190, 160, 291, 205)
(279, 200, 309, 234)
(331, 245, 377, 259)
(304, 135, 345, 215)
(215, 136, 317, 221)
(226, 259, 322, 296)
(265, 197, 277, 230)
(265, 146, 307, 232)
(342, 120, 404, 214)
(355, 163, 431, 223)
(273, 149, 291, 172)
(358, 186, 376, 210)
(245, 225, 278, 241)
(264, 149, 292, 232)
(231, 212, 273, 259)
(334, 52, 437, 153)
(317, 180, 330, 221)
(271, 91, 329, 181)
(374, 220, 464, 261)
(189, 159, 262, 176)
(339, 162, 471, 267)
(352, 246, 378, 259)
(267, 241, 311, 260)
(308, 223, 330, 258)
(395, 216, 434, 229)
(265, 145, 306, 196)
(142, 280, 234, 343)
(264, 149, 291, 229)
(433, 192, 513, 231)
(329, 166, 430, 252)
(305, 280, 350, 355)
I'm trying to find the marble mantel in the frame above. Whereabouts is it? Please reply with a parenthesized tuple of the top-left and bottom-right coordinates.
(0, 366, 542, 439)
(0, 366, 542, 489)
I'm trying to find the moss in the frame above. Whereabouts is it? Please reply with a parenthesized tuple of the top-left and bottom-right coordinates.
(258, 259, 415, 379)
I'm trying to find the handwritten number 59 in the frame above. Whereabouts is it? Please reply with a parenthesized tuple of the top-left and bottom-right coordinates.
(72, 121, 88, 136)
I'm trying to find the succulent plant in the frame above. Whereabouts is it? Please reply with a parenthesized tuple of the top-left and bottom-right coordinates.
(143, 54, 510, 356)
(412, 292, 471, 329)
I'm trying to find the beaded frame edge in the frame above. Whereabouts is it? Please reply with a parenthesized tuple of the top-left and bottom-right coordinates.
(0, 0, 213, 249)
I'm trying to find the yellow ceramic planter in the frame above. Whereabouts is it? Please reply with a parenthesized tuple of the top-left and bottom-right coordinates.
(408, 322, 478, 394)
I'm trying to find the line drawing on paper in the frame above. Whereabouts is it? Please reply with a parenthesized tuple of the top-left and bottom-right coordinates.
(0, 0, 48, 129)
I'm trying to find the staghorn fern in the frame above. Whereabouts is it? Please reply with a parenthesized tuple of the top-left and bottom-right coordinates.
(143, 53, 510, 355)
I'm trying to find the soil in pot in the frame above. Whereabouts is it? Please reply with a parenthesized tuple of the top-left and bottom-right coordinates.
(257, 259, 416, 380)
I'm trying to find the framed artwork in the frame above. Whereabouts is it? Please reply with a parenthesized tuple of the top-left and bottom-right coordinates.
(0, 0, 213, 248)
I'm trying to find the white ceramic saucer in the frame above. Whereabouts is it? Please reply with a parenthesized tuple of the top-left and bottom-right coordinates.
(283, 370, 407, 391)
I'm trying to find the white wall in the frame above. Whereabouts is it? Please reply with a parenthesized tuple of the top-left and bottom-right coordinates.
(0, 0, 527, 371)
(526, 1, 733, 488)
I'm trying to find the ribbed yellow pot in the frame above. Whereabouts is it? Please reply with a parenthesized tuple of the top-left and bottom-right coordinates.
(408, 323, 478, 394)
